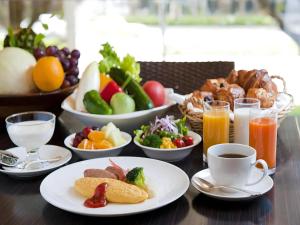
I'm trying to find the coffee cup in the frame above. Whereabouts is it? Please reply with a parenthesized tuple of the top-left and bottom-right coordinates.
(207, 143, 268, 187)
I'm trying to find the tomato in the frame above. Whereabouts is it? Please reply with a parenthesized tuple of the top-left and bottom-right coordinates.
(143, 81, 165, 107)
(173, 138, 186, 148)
(183, 136, 194, 146)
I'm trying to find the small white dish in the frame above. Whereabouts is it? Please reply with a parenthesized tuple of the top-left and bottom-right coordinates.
(40, 156, 190, 217)
(64, 132, 132, 160)
(134, 131, 202, 162)
(61, 88, 176, 133)
(191, 168, 273, 201)
(0, 145, 72, 178)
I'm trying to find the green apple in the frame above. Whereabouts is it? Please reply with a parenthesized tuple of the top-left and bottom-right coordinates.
(110, 93, 135, 114)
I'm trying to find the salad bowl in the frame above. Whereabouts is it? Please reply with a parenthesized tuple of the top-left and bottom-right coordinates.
(61, 88, 176, 133)
(134, 131, 201, 162)
(134, 116, 202, 162)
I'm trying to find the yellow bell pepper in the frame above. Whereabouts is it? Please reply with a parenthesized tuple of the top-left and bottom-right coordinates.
(100, 73, 112, 92)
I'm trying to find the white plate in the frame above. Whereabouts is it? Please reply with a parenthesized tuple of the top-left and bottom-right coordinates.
(61, 88, 176, 133)
(191, 168, 273, 201)
(0, 145, 72, 178)
(40, 156, 189, 216)
(64, 132, 132, 159)
(134, 131, 202, 162)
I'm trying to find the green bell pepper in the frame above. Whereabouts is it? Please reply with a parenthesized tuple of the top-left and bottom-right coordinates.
(83, 90, 112, 115)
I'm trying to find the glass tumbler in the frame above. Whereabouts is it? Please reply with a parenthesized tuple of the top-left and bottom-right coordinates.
(234, 98, 260, 145)
(203, 100, 230, 162)
(249, 109, 277, 175)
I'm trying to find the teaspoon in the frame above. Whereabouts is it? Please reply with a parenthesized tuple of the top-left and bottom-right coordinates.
(194, 177, 260, 196)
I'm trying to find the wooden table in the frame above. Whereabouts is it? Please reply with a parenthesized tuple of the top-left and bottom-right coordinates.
(0, 114, 300, 225)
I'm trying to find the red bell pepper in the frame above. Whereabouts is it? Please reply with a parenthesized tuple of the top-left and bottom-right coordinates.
(100, 80, 123, 103)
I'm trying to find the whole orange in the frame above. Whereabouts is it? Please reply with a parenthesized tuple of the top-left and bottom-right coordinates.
(33, 56, 65, 92)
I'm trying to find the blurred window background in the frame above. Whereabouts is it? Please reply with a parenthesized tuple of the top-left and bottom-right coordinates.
(0, 0, 300, 102)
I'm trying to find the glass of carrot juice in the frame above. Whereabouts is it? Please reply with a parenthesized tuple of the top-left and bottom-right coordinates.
(203, 100, 230, 162)
(249, 109, 277, 175)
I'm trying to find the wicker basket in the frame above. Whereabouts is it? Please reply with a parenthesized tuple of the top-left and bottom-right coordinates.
(179, 75, 294, 142)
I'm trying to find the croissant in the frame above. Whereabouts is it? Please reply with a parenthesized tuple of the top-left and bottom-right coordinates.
(200, 78, 229, 97)
(234, 69, 278, 95)
(216, 84, 245, 110)
(246, 88, 276, 108)
(185, 91, 214, 110)
(192, 90, 214, 102)
(226, 70, 238, 84)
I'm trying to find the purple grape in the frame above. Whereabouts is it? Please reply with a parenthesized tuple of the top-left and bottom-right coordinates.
(92, 126, 100, 131)
(57, 50, 65, 61)
(67, 75, 79, 85)
(61, 47, 70, 56)
(61, 58, 70, 71)
(69, 58, 78, 67)
(75, 131, 85, 139)
(33, 48, 45, 59)
(67, 67, 79, 76)
(61, 79, 71, 89)
(46, 46, 58, 56)
(71, 49, 80, 59)
(73, 134, 83, 147)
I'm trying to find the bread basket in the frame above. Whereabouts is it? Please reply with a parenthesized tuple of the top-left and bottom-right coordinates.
(179, 75, 294, 142)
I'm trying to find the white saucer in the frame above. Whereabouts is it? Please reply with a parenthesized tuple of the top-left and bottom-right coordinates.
(191, 168, 273, 201)
(0, 145, 72, 178)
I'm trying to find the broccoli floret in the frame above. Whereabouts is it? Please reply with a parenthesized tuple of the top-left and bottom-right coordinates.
(126, 167, 146, 189)
(142, 134, 162, 148)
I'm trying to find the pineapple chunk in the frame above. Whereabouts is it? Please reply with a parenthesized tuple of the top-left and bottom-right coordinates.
(101, 122, 126, 146)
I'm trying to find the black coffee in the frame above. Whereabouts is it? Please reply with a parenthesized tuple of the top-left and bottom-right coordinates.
(219, 154, 247, 158)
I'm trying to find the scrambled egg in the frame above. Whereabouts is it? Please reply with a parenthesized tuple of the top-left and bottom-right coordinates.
(74, 177, 148, 204)
(160, 137, 177, 149)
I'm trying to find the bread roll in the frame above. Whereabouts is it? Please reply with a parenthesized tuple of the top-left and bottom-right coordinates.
(246, 88, 276, 108)
(216, 84, 245, 109)
(200, 78, 229, 98)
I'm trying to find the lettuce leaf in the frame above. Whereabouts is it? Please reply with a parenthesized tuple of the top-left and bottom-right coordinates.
(121, 54, 141, 83)
(98, 43, 141, 83)
(176, 117, 188, 135)
(98, 43, 121, 73)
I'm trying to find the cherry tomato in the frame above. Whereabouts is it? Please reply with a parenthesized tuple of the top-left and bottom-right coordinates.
(183, 136, 194, 146)
(173, 138, 186, 148)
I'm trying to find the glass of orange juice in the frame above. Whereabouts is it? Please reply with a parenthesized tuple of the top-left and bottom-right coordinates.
(249, 109, 277, 175)
(203, 100, 230, 162)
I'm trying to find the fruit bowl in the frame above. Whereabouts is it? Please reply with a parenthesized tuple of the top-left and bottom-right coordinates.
(134, 131, 202, 162)
(0, 85, 77, 122)
(61, 88, 176, 133)
(64, 132, 132, 159)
